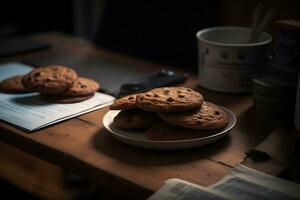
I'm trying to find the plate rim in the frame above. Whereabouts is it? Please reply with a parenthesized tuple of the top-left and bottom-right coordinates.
(102, 106, 236, 144)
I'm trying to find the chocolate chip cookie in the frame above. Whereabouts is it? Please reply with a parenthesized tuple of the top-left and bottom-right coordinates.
(136, 87, 203, 112)
(109, 94, 137, 110)
(113, 109, 159, 129)
(146, 123, 218, 141)
(0, 75, 30, 93)
(22, 65, 77, 94)
(159, 101, 228, 129)
(61, 77, 99, 96)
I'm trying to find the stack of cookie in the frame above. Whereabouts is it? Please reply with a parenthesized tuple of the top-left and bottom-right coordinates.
(109, 87, 229, 141)
(0, 65, 100, 103)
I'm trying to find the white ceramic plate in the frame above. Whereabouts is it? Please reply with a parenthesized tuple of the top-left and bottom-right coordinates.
(102, 106, 236, 150)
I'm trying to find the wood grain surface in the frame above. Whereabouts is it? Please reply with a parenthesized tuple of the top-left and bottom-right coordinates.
(0, 141, 72, 200)
(0, 32, 285, 198)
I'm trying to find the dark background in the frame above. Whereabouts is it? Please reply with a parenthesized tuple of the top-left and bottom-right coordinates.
(0, 0, 299, 71)
(0, 1, 299, 198)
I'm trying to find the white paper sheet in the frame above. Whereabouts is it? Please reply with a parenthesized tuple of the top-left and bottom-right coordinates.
(148, 165, 300, 200)
(148, 178, 230, 200)
(210, 164, 300, 200)
(0, 63, 115, 132)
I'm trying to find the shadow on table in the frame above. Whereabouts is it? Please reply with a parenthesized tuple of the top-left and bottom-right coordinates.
(10, 94, 51, 106)
(91, 128, 232, 166)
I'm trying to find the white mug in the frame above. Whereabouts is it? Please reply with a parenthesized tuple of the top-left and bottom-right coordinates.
(196, 27, 272, 93)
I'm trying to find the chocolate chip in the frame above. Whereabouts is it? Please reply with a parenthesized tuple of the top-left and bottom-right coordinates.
(197, 116, 202, 119)
(128, 96, 134, 100)
(214, 111, 220, 115)
(178, 94, 185, 98)
(167, 97, 174, 102)
(45, 77, 54, 81)
(33, 72, 41, 77)
(154, 94, 159, 98)
(145, 94, 151, 97)
(164, 90, 170, 94)
(196, 121, 202, 125)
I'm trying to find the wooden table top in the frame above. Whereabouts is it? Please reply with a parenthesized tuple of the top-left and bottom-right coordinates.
(0, 32, 282, 198)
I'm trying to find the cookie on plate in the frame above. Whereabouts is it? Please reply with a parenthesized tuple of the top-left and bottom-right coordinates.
(146, 123, 218, 141)
(22, 65, 77, 94)
(109, 94, 137, 110)
(136, 87, 203, 112)
(113, 109, 159, 129)
(0, 75, 30, 93)
(159, 101, 228, 130)
(61, 77, 99, 97)
(42, 94, 94, 104)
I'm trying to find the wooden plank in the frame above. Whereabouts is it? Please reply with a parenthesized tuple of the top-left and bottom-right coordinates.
(0, 32, 284, 197)
(0, 113, 231, 193)
(80, 97, 274, 170)
(242, 126, 293, 175)
(79, 88, 275, 167)
(0, 141, 72, 200)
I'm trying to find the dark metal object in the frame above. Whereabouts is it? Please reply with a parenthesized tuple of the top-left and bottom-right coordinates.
(117, 69, 188, 97)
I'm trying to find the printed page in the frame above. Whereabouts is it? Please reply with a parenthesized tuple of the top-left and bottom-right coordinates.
(148, 178, 231, 200)
(0, 63, 114, 132)
(149, 165, 300, 200)
(210, 164, 300, 200)
(0, 92, 114, 131)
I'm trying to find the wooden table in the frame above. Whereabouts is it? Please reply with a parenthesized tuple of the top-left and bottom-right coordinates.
(0, 32, 285, 199)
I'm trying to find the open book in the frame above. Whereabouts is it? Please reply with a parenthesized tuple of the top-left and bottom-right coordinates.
(0, 63, 115, 132)
(149, 164, 300, 200)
